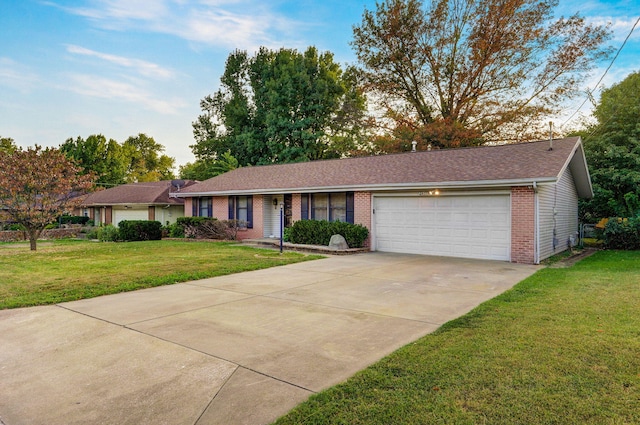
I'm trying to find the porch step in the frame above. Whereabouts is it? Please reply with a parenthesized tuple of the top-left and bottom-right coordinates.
(240, 238, 369, 255)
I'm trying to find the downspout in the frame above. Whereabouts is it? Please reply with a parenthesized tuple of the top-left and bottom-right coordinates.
(533, 182, 540, 264)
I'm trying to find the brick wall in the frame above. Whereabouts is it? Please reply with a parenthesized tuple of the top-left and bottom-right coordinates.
(511, 187, 535, 264)
(212, 196, 227, 219)
(354, 191, 372, 248)
(0, 228, 82, 242)
(291, 194, 301, 222)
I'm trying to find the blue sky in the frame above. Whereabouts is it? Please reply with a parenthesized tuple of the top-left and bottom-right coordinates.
(1, 0, 638, 168)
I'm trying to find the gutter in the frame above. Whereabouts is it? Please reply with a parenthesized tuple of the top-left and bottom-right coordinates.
(172, 177, 559, 198)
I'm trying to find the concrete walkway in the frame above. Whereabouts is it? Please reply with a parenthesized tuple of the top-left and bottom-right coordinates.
(0, 253, 539, 425)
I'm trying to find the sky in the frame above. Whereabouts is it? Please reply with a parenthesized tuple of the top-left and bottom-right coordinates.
(1, 0, 639, 169)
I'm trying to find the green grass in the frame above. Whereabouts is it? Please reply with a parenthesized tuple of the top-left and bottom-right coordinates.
(0, 239, 322, 309)
(273, 250, 640, 425)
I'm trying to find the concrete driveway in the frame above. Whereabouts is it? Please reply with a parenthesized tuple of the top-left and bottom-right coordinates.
(0, 253, 538, 425)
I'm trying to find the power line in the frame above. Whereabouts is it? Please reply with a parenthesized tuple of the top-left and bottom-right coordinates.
(561, 15, 640, 128)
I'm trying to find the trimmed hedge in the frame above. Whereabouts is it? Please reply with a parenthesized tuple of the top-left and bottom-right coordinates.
(118, 220, 163, 241)
(59, 215, 90, 225)
(288, 220, 369, 248)
(603, 217, 640, 250)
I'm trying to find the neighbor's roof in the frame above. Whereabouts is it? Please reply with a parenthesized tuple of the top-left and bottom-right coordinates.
(83, 180, 197, 206)
(176, 137, 592, 198)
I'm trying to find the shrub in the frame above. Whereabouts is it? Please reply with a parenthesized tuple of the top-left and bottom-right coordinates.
(118, 220, 163, 241)
(58, 215, 91, 226)
(288, 220, 369, 248)
(602, 217, 640, 250)
(97, 225, 119, 242)
(163, 222, 184, 238)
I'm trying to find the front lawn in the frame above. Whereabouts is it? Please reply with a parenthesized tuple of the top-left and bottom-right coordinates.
(274, 250, 640, 425)
(0, 239, 321, 309)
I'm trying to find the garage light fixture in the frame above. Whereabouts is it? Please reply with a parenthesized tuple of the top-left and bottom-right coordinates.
(427, 189, 440, 196)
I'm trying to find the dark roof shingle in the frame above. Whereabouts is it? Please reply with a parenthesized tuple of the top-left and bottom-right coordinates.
(83, 180, 196, 206)
(179, 138, 584, 195)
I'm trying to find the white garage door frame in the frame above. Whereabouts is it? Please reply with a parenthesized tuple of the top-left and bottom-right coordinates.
(372, 191, 511, 261)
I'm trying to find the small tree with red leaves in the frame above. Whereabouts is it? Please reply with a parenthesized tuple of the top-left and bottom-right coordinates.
(0, 146, 95, 250)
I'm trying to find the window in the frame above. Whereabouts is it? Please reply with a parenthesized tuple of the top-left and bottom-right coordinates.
(228, 195, 253, 228)
(302, 192, 354, 223)
(192, 197, 212, 217)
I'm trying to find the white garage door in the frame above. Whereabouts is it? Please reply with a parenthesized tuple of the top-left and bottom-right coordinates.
(374, 194, 511, 261)
(113, 208, 149, 227)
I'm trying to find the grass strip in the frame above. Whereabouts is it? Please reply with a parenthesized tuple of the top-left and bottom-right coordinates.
(0, 239, 321, 309)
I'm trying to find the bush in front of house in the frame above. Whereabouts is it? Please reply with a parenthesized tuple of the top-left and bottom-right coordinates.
(288, 220, 369, 248)
(96, 225, 120, 242)
(58, 215, 91, 226)
(602, 216, 640, 250)
(118, 220, 163, 241)
(174, 217, 243, 240)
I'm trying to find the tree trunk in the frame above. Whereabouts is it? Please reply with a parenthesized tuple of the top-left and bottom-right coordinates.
(27, 228, 42, 251)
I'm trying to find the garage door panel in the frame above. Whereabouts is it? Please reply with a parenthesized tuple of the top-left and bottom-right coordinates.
(374, 194, 510, 261)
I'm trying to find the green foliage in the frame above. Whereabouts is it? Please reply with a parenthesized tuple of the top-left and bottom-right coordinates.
(578, 72, 640, 222)
(191, 46, 368, 166)
(179, 151, 239, 181)
(288, 220, 369, 248)
(60, 134, 128, 187)
(602, 217, 640, 250)
(61, 133, 176, 186)
(122, 133, 176, 182)
(163, 222, 184, 238)
(0, 136, 18, 154)
(118, 220, 163, 241)
(58, 215, 91, 226)
(96, 225, 119, 242)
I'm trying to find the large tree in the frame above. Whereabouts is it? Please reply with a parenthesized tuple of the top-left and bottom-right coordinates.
(578, 72, 640, 221)
(352, 0, 611, 150)
(0, 146, 95, 250)
(192, 46, 368, 166)
(122, 133, 176, 182)
(60, 134, 128, 187)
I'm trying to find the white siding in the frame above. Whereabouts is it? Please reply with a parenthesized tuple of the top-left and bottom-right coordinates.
(153, 205, 184, 225)
(538, 168, 579, 261)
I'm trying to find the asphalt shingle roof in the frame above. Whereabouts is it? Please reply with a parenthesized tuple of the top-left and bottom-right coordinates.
(179, 138, 584, 195)
(83, 180, 196, 206)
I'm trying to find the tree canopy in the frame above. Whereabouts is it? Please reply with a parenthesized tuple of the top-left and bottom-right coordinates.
(578, 71, 640, 221)
(61, 133, 175, 186)
(192, 46, 368, 168)
(0, 137, 18, 154)
(0, 146, 95, 250)
(352, 0, 611, 150)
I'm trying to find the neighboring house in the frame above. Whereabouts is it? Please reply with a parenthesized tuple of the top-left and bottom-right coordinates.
(81, 180, 197, 227)
(172, 138, 591, 264)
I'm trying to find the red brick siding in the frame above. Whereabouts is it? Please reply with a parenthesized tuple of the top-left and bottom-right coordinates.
(184, 198, 193, 217)
(354, 191, 372, 248)
(291, 194, 302, 222)
(212, 196, 228, 219)
(511, 187, 535, 264)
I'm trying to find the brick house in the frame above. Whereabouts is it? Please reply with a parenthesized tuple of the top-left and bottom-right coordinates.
(173, 138, 592, 264)
(81, 180, 196, 226)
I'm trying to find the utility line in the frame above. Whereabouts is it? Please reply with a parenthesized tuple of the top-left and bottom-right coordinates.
(561, 15, 640, 129)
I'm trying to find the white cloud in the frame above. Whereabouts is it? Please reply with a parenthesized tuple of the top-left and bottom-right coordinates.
(66, 74, 184, 114)
(66, 45, 175, 79)
(0, 57, 40, 93)
(48, 0, 305, 52)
